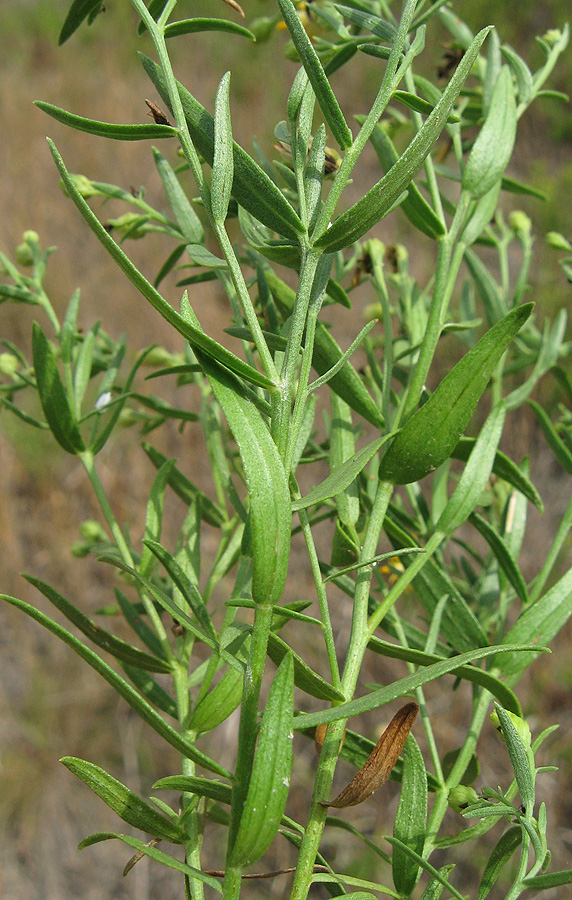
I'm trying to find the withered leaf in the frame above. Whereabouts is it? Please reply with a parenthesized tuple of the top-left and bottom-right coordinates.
(145, 99, 173, 127)
(320, 701, 419, 808)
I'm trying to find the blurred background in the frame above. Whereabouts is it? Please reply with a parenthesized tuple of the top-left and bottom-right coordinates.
(1, 1, 571, 897)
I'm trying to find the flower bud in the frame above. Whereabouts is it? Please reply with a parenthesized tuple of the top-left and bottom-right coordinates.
(249, 16, 277, 42)
(0, 353, 19, 377)
(71, 540, 90, 558)
(509, 211, 531, 237)
(448, 785, 480, 813)
(141, 346, 180, 368)
(543, 29, 563, 47)
(59, 173, 103, 199)
(15, 231, 40, 267)
(79, 519, 107, 542)
(546, 231, 572, 252)
(490, 709, 531, 747)
(105, 213, 146, 239)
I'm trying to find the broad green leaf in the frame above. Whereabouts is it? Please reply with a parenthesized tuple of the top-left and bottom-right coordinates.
(164, 18, 255, 41)
(140, 54, 304, 240)
(451, 437, 543, 510)
(36, 102, 177, 140)
(294, 644, 543, 729)
(0, 593, 229, 777)
(494, 704, 535, 814)
(499, 565, 572, 683)
(379, 304, 533, 484)
(367, 636, 522, 714)
(528, 399, 572, 474)
(143, 539, 216, 639)
(314, 27, 492, 251)
(462, 67, 517, 200)
(32, 322, 85, 454)
(78, 832, 222, 890)
(360, 118, 445, 239)
(152, 147, 204, 243)
(59, 0, 104, 44)
(264, 269, 383, 427)
(277, 0, 352, 150)
(142, 443, 226, 527)
(478, 825, 522, 900)
(194, 350, 291, 606)
(230, 654, 294, 866)
(61, 757, 186, 843)
(469, 513, 528, 604)
(23, 575, 171, 674)
(267, 631, 345, 702)
(293, 436, 390, 511)
(212, 71, 234, 224)
(49, 140, 275, 391)
(437, 403, 506, 533)
(522, 869, 572, 890)
(393, 735, 427, 897)
(139, 460, 175, 580)
(189, 666, 243, 733)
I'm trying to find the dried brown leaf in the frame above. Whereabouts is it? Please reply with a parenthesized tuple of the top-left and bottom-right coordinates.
(221, 0, 245, 18)
(314, 723, 346, 755)
(320, 701, 419, 808)
(145, 99, 172, 127)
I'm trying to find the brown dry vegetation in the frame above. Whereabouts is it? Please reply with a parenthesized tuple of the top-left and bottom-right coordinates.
(1, 2, 572, 898)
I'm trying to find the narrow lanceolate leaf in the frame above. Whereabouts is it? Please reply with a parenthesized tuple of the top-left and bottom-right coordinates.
(36, 102, 177, 140)
(154, 774, 232, 806)
(528, 399, 572, 475)
(152, 148, 204, 243)
(293, 436, 390, 511)
(139, 460, 175, 579)
(314, 27, 492, 251)
(469, 513, 528, 604)
(277, 0, 352, 150)
(419, 865, 456, 900)
(494, 704, 535, 814)
(437, 402, 506, 533)
(59, 0, 104, 44)
(379, 304, 533, 485)
(164, 18, 255, 41)
(393, 735, 428, 897)
(212, 71, 234, 223)
(140, 54, 304, 240)
(61, 757, 186, 843)
(32, 322, 85, 454)
(267, 631, 345, 702)
(230, 654, 294, 866)
(196, 352, 291, 606)
(499, 566, 572, 683)
(0, 593, 229, 777)
(477, 825, 522, 900)
(522, 870, 572, 890)
(189, 666, 243, 733)
(451, 438, 543, 510)
(330, 393, 359, 527)
(462, 67, 517, 200)
(143, 539, 216, 639)
(23, 575, 171, 674)
(320, 703, 419, 807)
(142, 442, 226, 527)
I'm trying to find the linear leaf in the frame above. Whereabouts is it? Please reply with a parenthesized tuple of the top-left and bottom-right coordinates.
(451, 438, 542, 510)
(393, 734, 427, 897)
(189, 666, 243, 733)
(294, 644, 545, 729)
(0, 593, 229, 777)
(36, 102, 177, 140)
(32, 323, 85, 454)
(143, 539, 216, 639)
(59, 0, 104, 44)
(528, 399, 572, 474)
(142, 443, 225, 527)
(152, 148, 204, 243)
(212, 71, 234, 223)
(267, 631, 345, 702)
(494, 704, 535, 814)
(154, 774, 232, 804)
(61, 757, 186, 843)
(164, 18, 255, 40)
(469, 513, 528, 604)
(293, 436, 390, 511)
(522, 869, 572, 890)
(122, 665, 178, 719)
(462, 67, 517, 200)
(478, 825, 522, 900)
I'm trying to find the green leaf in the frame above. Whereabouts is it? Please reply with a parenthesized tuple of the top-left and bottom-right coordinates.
(478, 825, 522, 900)
(142, 443, 226, 527)
(267, 631, 345, 702)
(367, 637, 522, 714)
(36, 102, 177, 140)
(451, 438, 543, 511)
(277, 0, 352, 150)
(501, 45, 533, 105)
(61, 757, 186, 843)
(393, 90, 460, 122)
(59, 0, 104, 44)
(379, 304, 533, 484)
(393, 735, 427, 898)
(189, 666, 243, 733)
(32, 322, 85, 454)
(386, 837, 466, 900)
(195, 350, 291, 606)
(314, 27, 492, 251)
(294, 644, 543, 729)
(140, 54, 304, 240)
(0, 593, 229, 777)
(493, 704, 535, 814)
(462, 67, 517, 200)
(418, 865, 456, 900)
(164, 18, 255, 41)
(264, 269, 383, 427)
(154, 774, 232, 805)
(78, 832, 222, 890)
(212, 71, 234, 224)
(293, 435, 390, 511)
(230, 654, 294, 866)
(152, 148, 204, 244)
(330, 393, 359, 527)
(522, 869, 572, 890)
(143, 539, 216, 639)
(23, 575, 171, 674)
(528, 399, 572, 474)
(334, 4, 395, 41)
(469, 513, 529, 604)
(499, 565, 572, 683)
(437, 403, 506, 533)
(139, 460, 175, 579)
(122, 664, 178, 719)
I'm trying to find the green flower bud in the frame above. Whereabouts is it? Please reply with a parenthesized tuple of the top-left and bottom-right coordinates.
(249, 16, 278, 42)
(118, 407, 139, 428)
(78, 519, 107, 542)
(15, 231, 40, 267)
(546, 231, 572, 251)
(543, 29, 563, 47)
(60, 173, 103, 199)
(509, 211, 531, 237)
(490, 709, 532, 747)
(363, 303, 383, 322)
(448, 785, 480, 813)
(105, 213, 146, 239)
(141, 346, 181, 368)
(71, 540, 91, 558)
(0, 352, 19, 377)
